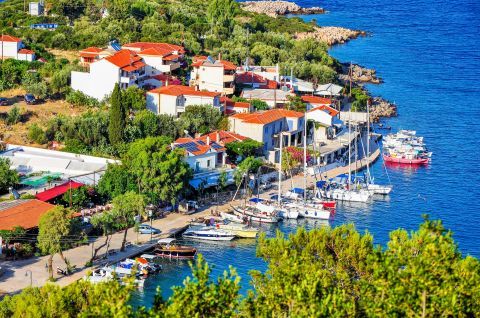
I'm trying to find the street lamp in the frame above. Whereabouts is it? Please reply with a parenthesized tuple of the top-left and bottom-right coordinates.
(25, 270, 32, 286)
(146, 204, 155, 242)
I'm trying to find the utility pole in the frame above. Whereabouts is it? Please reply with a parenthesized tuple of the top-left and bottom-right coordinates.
(273, 76, 277, 108)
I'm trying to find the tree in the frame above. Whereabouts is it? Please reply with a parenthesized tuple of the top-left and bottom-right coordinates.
(225, 139, 263, 163)
(286, 95, 306, 112)
(0, 226, 26, 245)
(89, 211, 117, 263)
(5, 106, 21, 126)
(234, 156, 262, 185)
(110, 191, 145, 251)
(250, 99, 269, 111)
(153, 254, 240, 317)
(133, 110, 159, 138)
(97, 163, 137, 200)
(108, 83, 126, 145)
(179, 105, 223, 136)
(158, 114, 181, 140)
(61, 186, 91, 210)
(37, 206, 73, 279)
(51, 0, 87, 22)
(122, 86, 146, 111)
(27, 124, 47, 144)
(22, 72, 48, 99)
(0, 158, 19, 194)
(207, 0, 238, 31)
(124, 137, 193, 205)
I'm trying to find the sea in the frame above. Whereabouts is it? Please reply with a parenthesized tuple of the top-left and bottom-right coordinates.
(131, 0, 480, 306)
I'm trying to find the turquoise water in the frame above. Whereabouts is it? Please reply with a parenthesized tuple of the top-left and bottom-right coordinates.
(132, 0, 480, 306)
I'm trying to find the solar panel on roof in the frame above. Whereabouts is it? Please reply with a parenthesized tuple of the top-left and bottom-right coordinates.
(197, 140, 205, 145)
(211, 143, 222, 149)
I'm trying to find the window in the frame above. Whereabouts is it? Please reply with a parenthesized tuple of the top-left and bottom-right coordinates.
(207, 159, 211, 167)
(195, 162, 200, 172)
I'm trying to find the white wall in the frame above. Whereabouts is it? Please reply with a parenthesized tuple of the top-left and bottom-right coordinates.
(0, 41, 21, 58)
(185, 151, 218, 172)
(71, 59, 120, 100)
(197, 65, 224, 93)
(140, 55, 164, 75)
(17, 53, 35, 62)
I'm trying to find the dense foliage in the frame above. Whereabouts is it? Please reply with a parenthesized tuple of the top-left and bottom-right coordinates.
(0, 157, 19, 194)
(1, 219, 478, 317)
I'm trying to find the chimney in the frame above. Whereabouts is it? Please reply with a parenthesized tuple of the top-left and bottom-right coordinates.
(206, 135, 210, 145)
(218, 53, 221, 61)
(195, 85, 198, 91)
(165, 78, 169, 87)
(216, 131, 220, 143)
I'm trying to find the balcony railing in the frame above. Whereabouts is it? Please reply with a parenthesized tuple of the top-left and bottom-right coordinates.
(223, 74, 235, 82)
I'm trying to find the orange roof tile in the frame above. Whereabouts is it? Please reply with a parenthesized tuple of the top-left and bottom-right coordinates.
(301, 95, 332, 105)
(220, 96, 251, 109)
(191, 56, 236, 70)
(231, 109, 303, 125)
(148, 85, 220, 98)
(236, 72, 267, 84)
(80, 47, 102, 53)
(105, 49, 143, 68)
(123, 42, 185, 54)
(173, 137, 222, 156)
(18, 49, 34, 54)
(162, 54, 179, 61)
(198, 130, 247, 145)
(0, 200, 55, 230)
(308, 105, 339, 117)
(0, 35, 21, 42)
(138, 47, 172, 57)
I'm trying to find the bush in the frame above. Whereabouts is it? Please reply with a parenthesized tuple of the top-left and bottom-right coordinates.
(66, 90, 99, 107)
(28, 124, 47, 144)
(6, 106, 21, 125)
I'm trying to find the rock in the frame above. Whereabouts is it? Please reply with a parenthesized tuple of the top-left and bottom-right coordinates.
(369, 97, 397, 123)
(340, 63, 382, 84)
(294, 26, 366, 46)
(241, 1, 324, 17)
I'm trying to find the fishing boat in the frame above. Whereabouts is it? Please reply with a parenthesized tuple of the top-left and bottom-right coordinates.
(154, 238, 197, 259)
(232, 205, 281, 223)
(249, 198, 299, 220)
(383, 153, 429, 165)
(183, 228, 236, 241)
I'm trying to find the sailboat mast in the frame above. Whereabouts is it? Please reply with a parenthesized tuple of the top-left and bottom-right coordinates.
(366, 99, 370, 183)
(303, 113, 307, 202)
(348, 110, 351, 186)
(278, 132, 283, 204)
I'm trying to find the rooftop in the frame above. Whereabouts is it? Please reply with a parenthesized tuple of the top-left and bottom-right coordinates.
(123, 42, 185, 54)
(220, 96, 251, 109)
(148, 85, 220, 98)
(36, 180, 84, 202)
(308, 105, 339, 117)
(231, 109, 303, 125)
(105, 49, 146, 71)
(18, 49, 34, 54)
(0, 34, 21, 42)
(174, 138, 225, 156)
(0, 199, 55, 230)
(192, 56, 237, 71)
(241, 88, 292, 101)
(301, 95, 332, 105)
(197, 130, 247, 145)
(235, 72, 267, 84)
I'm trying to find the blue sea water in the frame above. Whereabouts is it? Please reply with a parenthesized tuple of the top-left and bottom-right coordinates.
(131, 0, 480, 306)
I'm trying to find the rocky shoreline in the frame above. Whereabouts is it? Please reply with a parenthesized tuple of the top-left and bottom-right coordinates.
(241, 1, 324, 17)
(338, 63, 382, 84)
(295, 26, 367, 46)
(369, 97, 397, 123)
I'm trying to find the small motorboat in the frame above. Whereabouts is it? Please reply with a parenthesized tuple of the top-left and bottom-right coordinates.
(154, 238, 197, 259)
(383, 153, 429, 165)
(183, 228, 235, 241)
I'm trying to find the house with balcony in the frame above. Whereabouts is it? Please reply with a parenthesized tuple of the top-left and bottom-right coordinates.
(146, 85, 222, 117)
(190, 56, 236, 95)
(0, 35, 35, 62)
(306, 105, 342, 144)
(228, 109, 304, 163)
(71, 49, 147, 100)
(123, 42, 184, 73)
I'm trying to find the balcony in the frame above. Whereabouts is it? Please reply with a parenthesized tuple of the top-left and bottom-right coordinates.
(223, 87, 234, 95)
(120, 76, 133, 84)
(159, 62, 181, 73)
(223, 74, 235, 83)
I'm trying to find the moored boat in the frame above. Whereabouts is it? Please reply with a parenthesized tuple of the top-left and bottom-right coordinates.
(183, 228, 235, 241)
(232, 205, 281, 223)
(154, 238, 197, 259)
(383, 153, 429, 165)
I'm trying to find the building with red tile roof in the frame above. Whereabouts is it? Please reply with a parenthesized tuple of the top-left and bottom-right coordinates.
(220, 96, 252, 115)
(229, 109, 305, 162)
(197, 130, 247, 145)
(173, 136, 228, 173)
(1, 34, 35, 62)
(122, 42, 185, 55)
(146, 85, 222, 117)
(190, 55, 236, 95)
(301, 95, 333, 110)
(0, 199, 55, 231)
(306, 104, 342, 143)
(79, 47, 102, 64)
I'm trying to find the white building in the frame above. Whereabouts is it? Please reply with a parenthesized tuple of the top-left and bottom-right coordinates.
(29, 2, 44, 16)
(241, 88, 294, 108)
(306, 105, 342, 143)
(146, 85, 222, 117)
(71, 49, 147, 100)
(190, 56, 236, 95)
(229, 109, 305, 163)
(0, 35, 35, 62)
(301, 95, 333, 111)
(173, 137, 227, 173)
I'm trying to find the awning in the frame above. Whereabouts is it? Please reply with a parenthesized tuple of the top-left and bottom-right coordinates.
(35, 181, 84, 202)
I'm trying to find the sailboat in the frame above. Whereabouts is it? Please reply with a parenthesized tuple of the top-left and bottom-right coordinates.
(319, 109, 372, 203)
(276, 131, 300, 219)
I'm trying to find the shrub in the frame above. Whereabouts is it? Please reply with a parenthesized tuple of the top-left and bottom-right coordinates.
(28, 124, 47, 144)
(66, 90, 99, 107)
(6, 106, 21, 125)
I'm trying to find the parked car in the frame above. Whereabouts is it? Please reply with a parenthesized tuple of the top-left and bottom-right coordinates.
(0, 98, 9, 106)
(24, 94, 36, 104)
(138, 224, 160, 235)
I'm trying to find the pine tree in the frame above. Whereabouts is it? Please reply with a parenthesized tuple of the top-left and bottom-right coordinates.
(108, 83, 125, 145)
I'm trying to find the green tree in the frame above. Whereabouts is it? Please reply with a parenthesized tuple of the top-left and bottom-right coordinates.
(207, 0, 238, 31)
(0, 226, 26, 245)
(37, 206, 73, 279)
(250, 99, 269, 111)
(179, 105, 223, 136)
(0, 157, 19, 194)
(97, 163, 137, 200)
(22, 72, 48, 99)
(122, 86, 146, 111)
(109, 191, 146, 251)
(61, 186, 90, 210)
(133, 109, 159, 138)
(6, 106, 21, 125)
(225, 139, 263, 163)
(108, 83, 126, 145)
(158, 114, 181, 140)
(234, 156, 262, 185)
(27, 124, 47, 144)
(153, 254, 240, 317)
(124, 137, 193, 205)
(90, 211, 117, 263)
(286, 95, 306, 112)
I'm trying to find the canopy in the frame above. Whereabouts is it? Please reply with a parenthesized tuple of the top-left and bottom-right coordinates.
(249, 198, 264, 203)
(35, 180, 84, 202)
(20, 172, 62, 187)
(290, 188, 304, 194)
(316, 181, 326, 188)
(157, 238, 176, 244)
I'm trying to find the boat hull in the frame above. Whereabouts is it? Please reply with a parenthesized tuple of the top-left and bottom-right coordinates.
(232, 206, 280, 223)
(183, 232, 235, 241)
(383, 154, 429, 165)
(322, 189, 371, 203)
(154, 248, 197, 259)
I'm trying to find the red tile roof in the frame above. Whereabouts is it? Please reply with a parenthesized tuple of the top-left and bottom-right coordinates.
(80, 47, 102, 53)
(0, 35, 21, 42)
(18, 49, 34, 54)
(105, 49, 145, 71)
(173, 138, 221, 156)
(0, 200, 55, 230)
(235, 72, 267, 84)
(259, 79, 278, 89)
(198, 130, 247, 145)
(162, 54, 179, 61)
(123, 42, 185, 54)
(151, 74, 182, 85)
(308, 105, 339, 117)
(148, 85, 220, 98)
(231, 109, 303, 125)
(220, 96, 251, 109)
(301, 95, 332, 105)
(36, 181, 84, 202)
(191, 55, 236, 70)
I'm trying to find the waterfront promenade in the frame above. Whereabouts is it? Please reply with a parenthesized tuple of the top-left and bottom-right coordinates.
(0, 148, 379, 296)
